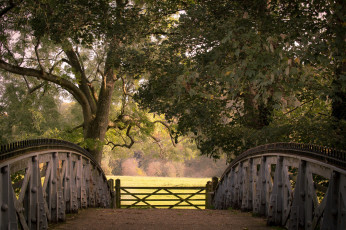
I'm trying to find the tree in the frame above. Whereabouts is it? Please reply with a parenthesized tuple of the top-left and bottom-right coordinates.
(136, 0, 346, 159)
(0, 0, 186, 163)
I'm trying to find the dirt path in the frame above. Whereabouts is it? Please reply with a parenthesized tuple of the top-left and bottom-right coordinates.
(49, 208, 276, 230)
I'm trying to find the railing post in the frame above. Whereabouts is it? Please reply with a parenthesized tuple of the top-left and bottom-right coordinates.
(289, 160, 307, 229)
(115, 179, 121, 209)
(205, 181, 213, 209)
(268, 156, 284, 226)
(320, 171, 346, 230)
(29, 155, 48, 229)
(0, 165, 17, 229)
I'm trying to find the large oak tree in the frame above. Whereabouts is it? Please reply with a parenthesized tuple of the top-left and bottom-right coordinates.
(0, 0, 184, 163)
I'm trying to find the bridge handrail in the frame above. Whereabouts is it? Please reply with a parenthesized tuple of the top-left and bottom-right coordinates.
(0, 138, 97, 165)
(0, 138, 110, 183)
(220, 142, 346, 182)
(0, 138, 112, 229)
(213, 142, 346, 229)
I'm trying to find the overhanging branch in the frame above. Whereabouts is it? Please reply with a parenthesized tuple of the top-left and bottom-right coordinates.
(63, 41, 97, 113)
(0, 59, 92, 118)
(107, 125, 135, 149)
(149, 134, 165, 158)
(154, 120, 177, 147)
(34, 37, 44, 71)
(283, 97, 316, 115)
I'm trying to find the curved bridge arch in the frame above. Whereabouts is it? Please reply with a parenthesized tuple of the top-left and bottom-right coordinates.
(0, 139, 111, 229)
(213, 143, 346, 230)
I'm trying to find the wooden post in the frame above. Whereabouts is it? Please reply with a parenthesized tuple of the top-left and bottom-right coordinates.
(107, 179, 116, 209)
(205, 181, 213, 209)
(115, 179, 121, 209)
(212, 177, 219, 191)
(107, 179, 114, 191)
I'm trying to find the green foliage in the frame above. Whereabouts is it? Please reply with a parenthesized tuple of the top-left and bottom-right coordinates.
(11, 170, 25, 197)
(136, 0, 346, 160)
(0, 74, 63, 144)
(1, 0, 344, 164)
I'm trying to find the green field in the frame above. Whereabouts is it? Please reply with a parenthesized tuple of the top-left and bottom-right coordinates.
(106, 176, 212, 209)
(106, 175, 211, 187)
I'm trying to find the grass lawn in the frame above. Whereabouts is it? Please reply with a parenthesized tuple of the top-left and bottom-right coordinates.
(106, 175, 212, 187)
(106, 176, 213, 209)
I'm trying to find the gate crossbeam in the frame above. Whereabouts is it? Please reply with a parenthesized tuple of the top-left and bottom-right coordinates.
(114, 182, 208, 209)
(163, 188, 205, 209)
(121, 188, 162, 209)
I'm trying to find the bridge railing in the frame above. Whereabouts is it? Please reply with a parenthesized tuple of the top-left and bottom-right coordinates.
(0, 139, 112, 230)
(213, 142, 346, 230)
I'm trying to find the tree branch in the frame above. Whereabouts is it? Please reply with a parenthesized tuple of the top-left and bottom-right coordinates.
(108, 114, 133, 130)
(48, 50, 64, 74)
(149, 31, 180, 36)
(28, 82, 45, 94)
(149, 134, 165, 158)
(283, 97, 316, 115)
(21, 75, 46, 94)
(66, 124, 84, 133)
(153, 120, 177, 146)
(63, 41, 97, 113)
(75, 48, 86, 74)
(120, 76, 134, 97)
(34, 37, 44, 71)
(0, 0, 17, 18)
(107, 125, 135, 149)
(0, 59, 92, 118)
(88, 81, 99, 103)
(61, 58, 71, 65)
(2, 42, 19, 65)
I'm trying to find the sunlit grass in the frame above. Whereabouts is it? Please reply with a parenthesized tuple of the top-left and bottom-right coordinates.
(106, 175, 211, 187)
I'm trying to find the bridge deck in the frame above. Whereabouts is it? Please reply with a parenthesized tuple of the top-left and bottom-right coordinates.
(49, 208, 275, 230)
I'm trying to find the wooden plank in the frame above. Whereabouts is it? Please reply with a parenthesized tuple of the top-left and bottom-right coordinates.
(122, 199, 206, 201)
(119, 187, 205, 190)
(120, 193, 205, 195)
(121, 205, 205, 207)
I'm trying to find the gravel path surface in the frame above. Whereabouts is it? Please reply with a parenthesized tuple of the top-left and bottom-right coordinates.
(49, 208, 275, 230)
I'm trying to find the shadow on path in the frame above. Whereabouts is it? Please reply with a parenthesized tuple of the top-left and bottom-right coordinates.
(49, 208, 277, 230)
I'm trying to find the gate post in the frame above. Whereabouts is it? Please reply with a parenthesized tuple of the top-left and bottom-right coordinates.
(206, 177, 218, 209)
(212, 177, 219, 191)
(107, 179, 116, 209)
(115, 179, 121, 209)
(206, 181, 213, 209)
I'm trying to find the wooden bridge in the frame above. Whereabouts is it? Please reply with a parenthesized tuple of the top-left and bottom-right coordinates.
(0, 139, 345, 229)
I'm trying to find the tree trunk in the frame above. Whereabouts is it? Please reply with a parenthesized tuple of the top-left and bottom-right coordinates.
(243, 87, 273, 130)
(330, 0, 346, 148)
(331, 0, 346, 122)
(83, 46, 118, 164)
